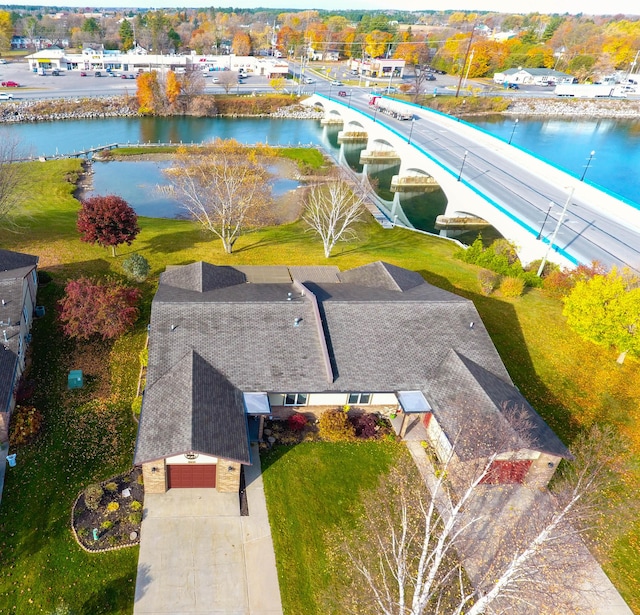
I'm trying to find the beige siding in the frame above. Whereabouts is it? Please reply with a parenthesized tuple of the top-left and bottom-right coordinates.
(371, 393, 398, 405)
(165, 453, 218, 465)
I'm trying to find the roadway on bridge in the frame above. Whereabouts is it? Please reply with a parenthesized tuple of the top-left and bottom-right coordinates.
(326, 90, 640, 273)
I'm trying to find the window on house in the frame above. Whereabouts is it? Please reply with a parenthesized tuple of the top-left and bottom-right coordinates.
(284, 393, 308, 406)
(348, 393, 372, 405)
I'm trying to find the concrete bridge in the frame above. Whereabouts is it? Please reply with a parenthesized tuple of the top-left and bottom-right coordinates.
(304, 93, 640, 273)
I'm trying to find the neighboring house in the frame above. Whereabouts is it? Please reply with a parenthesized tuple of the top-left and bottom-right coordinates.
(350, 58, 405, 78)
(493, 68, 575, 85)
(0, 250, 38, 443)
(134, 261, 570, 493)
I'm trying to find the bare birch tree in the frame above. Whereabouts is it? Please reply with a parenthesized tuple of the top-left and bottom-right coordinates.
(332, 424, 624, 615)
(163, 140, 273, 254)
(217, 71, 238, 94)
(303, 178, 366, 258)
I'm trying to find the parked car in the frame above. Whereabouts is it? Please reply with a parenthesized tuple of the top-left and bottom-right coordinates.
(508, 82, 519, 89)
(1, 81, 19, 87)
(330, 80, 343, 86)
(211, 77, 219, 83)
(51, 69, 60, 76)
(0, 59, 7, 64)
(121, 74, 129, 79)
(80, 71, 87, 77)
(303, 77, 314, 84)
(425, 74, 436, 81)
(0, 92, 14, 100)
(95, 71, 102, 77)
(128, 74, 136, 79)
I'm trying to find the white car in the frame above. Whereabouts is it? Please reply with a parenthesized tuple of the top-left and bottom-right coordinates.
(303, 77, 314, 84)
(0, 92, 13, 100)
(330, 80, 343, 86)
(211, 76, 220, 83)
(0, 59, 7, 64)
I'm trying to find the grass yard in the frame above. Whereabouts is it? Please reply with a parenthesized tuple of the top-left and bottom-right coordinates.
(260, 442, 407, 614)
(0, 157, 638, 613)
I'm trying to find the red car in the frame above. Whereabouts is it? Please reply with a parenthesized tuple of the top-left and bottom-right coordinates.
(80, 71, 87, 77)
(1, 81, 19, 87)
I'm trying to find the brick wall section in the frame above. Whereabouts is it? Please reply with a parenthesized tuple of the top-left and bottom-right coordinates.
(142, 461, 167, 493)
(217, 460, 241, 493)
(525, 452, 561, 489)
(0, 412, 8, 443)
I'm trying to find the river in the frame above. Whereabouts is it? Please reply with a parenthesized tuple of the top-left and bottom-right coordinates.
(4, 113, 639, 226)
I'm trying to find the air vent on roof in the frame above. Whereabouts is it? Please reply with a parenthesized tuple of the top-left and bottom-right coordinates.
(469, 322, 474, 329)
(287, 292, 292, 301)
(294, 317, 302, 327)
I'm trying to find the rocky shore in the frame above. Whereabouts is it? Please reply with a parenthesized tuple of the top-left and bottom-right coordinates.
(505, 97, 640, 118)
(0, 94, 638, 124)
(0, 95, 138, 123)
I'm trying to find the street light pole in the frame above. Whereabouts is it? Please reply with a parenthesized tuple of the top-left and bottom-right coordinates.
(537, 187, 575, 277)
(580, 150, 596, 181)
(408, 117, 415, 144)
(508, 118, 519, 145)
(457, 150, 468, 182)
(537, 201, 554, 240)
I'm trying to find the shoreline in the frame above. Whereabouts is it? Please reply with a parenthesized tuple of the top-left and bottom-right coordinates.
(1, 95, 639, 124)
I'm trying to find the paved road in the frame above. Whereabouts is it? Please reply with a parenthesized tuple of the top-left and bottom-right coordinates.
(317, 88, 640, 272)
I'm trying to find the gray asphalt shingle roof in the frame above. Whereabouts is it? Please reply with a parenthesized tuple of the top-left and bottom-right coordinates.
(135, 350, 250, 465)
(426, 350, 572, 461)
(135, 261, 567, 464)
(0, 250, 38, 414)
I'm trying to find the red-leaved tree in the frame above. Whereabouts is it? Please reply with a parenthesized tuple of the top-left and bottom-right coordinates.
(58, 277, 142, 340)
(77, 195, 140, 257)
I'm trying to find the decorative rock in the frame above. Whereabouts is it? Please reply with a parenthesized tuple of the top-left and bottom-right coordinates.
(267, 436, 276, 444)
(263, 429, 272, 436)
(130, 531, 138, 541)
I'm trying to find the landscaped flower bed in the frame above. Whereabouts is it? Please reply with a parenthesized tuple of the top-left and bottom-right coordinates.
(260, 410, 395, 450)
(72, 467, 144, 552)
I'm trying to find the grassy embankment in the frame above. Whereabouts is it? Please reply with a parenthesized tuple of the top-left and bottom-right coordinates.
(0, 153, 637, 614)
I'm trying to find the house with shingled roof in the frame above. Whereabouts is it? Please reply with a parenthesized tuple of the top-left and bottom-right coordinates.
(134, 261, 571, 493)
(0, 249, 39, 445)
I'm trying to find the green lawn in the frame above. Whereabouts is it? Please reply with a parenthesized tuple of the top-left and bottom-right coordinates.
(261, 442, 407, 614)
(0, 158, 638, 613)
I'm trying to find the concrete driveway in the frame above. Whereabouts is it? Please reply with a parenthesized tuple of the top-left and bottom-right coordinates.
(133, 445, 283, 615)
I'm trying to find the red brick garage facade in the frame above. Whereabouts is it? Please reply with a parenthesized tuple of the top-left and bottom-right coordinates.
(167, 464, 217, 489)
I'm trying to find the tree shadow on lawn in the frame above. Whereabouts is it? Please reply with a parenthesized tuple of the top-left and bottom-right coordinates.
(420, 269, 578, 445)
(140, 227, 205, 254)
(80, 570, 139, 615)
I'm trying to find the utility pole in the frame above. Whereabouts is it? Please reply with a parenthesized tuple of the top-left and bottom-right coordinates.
(455, 21, 477, 98)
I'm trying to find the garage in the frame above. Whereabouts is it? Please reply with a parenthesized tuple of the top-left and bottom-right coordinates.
(167, 464, 217, 489)
(481, 460, 532, 485)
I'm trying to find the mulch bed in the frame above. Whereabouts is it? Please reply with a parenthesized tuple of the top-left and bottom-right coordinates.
(72, 467, 144, 552)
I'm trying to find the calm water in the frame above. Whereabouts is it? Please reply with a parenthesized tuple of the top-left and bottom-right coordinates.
(86, 160, 301, 218)
(4, 114, 640, 225)
(470, 115, 640, 206)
